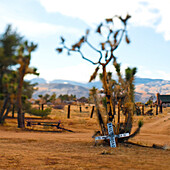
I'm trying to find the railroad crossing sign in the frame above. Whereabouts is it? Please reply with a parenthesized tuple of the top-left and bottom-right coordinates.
(95, 122, 129, 148)
(107, 122, 116, 147)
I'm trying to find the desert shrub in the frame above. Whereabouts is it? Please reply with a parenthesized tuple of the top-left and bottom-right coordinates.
(138, 120, 144, 128)
(29, 108, 52, 118)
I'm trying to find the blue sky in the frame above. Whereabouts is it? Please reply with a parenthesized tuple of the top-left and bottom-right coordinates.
(0, 0, 170, 82)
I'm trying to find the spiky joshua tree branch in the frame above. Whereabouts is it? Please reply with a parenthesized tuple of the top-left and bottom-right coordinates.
(56, 14, 138, 136)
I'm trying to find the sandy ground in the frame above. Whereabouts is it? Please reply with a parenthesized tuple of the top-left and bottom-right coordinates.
(0, 109, 170, 169)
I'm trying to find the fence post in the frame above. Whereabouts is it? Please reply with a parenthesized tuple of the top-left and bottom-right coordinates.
(90, 106, 95, 118)
(67, 105, 70, 119)
(80, 105, 82, 113)
(159, 104, 162, 113)
(156, 104, 158, 115)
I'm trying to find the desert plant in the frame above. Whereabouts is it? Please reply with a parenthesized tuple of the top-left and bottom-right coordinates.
(29, 107, 51, 118)
(56, 14, 138, 138)
(17, 41, 39, 128)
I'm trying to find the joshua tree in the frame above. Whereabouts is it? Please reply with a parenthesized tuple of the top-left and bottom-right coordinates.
(56, 14, 140, 136)
(38, 94, 50, 110)
(17, 41, 39, 128)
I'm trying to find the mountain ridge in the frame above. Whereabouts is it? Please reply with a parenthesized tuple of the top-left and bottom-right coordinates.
(28, 77, 170, 103)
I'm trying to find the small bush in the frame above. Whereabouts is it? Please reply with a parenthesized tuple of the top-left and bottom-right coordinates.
(29, 108, 52, 118)
(138, 120, 144, 128)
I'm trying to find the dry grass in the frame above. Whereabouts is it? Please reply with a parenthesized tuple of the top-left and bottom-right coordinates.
(0, 105, 170, 169)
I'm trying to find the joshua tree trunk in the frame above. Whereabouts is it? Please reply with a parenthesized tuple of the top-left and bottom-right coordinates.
(12, 104, 15, 118)
(17, 73, 25, 128)
(1, 103, 11, 123)
(102, 65, 114, 123)
(93, 92, 106, 135)
(0, 95, 10, 124)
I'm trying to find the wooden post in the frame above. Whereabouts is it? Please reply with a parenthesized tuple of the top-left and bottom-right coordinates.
(41, 104, 44, 110)
(156, 104, 158, 115)
(90, 106, 95, 118)
(67, 105, 70, 118)
(159, 104, 162, 113)
(142, 105, 144, 115)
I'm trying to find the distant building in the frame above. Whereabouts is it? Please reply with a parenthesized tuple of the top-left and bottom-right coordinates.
(156, 93, 170, 112)
(157, 93, 170, 104)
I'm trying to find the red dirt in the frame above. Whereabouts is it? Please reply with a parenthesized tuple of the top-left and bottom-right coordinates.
(0, 112, 170, 169)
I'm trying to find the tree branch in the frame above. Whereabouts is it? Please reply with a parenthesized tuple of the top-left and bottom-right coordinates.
(86, 40, 103, 64)
(63, 45, 99, 65)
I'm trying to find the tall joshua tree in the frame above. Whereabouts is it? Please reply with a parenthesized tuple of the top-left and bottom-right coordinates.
(17, 41, 39, 128)
(0, 24, 23, 94)
(56, 14, 136, 135)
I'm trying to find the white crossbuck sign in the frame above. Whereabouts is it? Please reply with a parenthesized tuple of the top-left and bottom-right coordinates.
(95, 122, 130, 148)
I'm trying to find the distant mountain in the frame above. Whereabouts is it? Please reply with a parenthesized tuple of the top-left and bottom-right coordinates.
(32, 83, 89, 99)
(28, 78, 47, 84)
(31, 77, 170, 103)
(31, 77, 167, 88)
(50, 79, 103, 89)
(50, 79, 86, 87)
(134, 77, 164, 85)
(31, 78, 103, 89)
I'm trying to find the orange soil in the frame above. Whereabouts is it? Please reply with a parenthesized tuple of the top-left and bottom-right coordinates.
(0, 108, 170, 169)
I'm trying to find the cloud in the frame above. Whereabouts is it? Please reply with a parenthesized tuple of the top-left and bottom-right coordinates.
(38, 0, 141, 23)
(155, 70, 170, 80)
(26, 62, 132, 83)
(26, 62, 97, 82)
(0, 16, 83, 39)
(38, 0, 170, 41)
(136, 65, 170, 80)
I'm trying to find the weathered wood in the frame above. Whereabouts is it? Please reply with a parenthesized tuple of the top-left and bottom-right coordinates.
(67, 105, 71, 118)
(26, 120, 73, 132)
(90, 106, 95, 118)
(159, 104, 163, 113)
(80, 106, 82, 112)
(156, 104, 158, 115)
(26, 121, 61, 127)
(41, 104, 44, 111)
